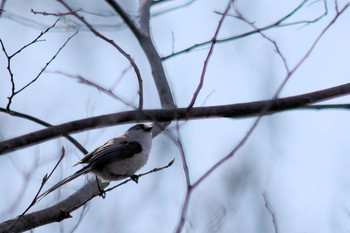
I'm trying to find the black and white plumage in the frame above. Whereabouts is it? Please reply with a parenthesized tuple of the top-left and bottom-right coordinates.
(38, 124, 153, 199)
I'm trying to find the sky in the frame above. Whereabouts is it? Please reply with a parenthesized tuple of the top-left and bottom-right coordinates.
(1, 0, 350, 232)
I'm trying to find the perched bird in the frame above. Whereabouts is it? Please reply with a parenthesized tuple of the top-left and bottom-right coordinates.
(38, 124, 153, 199)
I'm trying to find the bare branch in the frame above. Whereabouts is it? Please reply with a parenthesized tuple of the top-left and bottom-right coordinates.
(187, 0, 233, 110)
(232, 5, 290, 72)
(1, 81, 350, 155)
(4, 148, 66, 233)
(57, 0, 144, 110)
(152, 0, 198, 17)
(165, 124, 192, 233)
(190, 1, 350, 190)
(47, 71, 137, 109)
(104, 158, 175, 192)
(31, 8, 82, 16)
(105, 0, 143, 38)
(105, 0, 176, 112)
(0, 179, 108, 233)
(0, 108, 87, 154)
(0, 20, 59, 111)
(13, 31, 78, 100)
(0, 160, 174, 232)
(162, 0, 327, 60)
(262, 192, 279, 233)
(0, 20, 77, 111)
(0, 0, 6, 16)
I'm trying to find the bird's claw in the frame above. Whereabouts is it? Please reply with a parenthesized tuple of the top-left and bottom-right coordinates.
(130, 175, 139, 184)
(99, 190, 106, 199)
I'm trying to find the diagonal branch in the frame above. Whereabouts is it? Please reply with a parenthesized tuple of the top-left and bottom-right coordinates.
(0, 160, 174, 232)
(187, 0, 233, 110)
(105, 0, 143, 38)
(57, 0, 144, 110)
(105, 0, 175, 113)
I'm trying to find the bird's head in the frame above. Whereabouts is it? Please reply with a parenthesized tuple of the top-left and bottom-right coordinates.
(124, 124, 153, 141)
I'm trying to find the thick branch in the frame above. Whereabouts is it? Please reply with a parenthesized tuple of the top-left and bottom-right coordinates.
(0, 108, 87, 154)
(106, 0, 175, 110)
(1, 82, 350, 155)
(0, 180, 108, 233)
(0, 161, 173, 232)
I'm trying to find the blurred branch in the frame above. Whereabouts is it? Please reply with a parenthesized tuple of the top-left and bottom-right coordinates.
(190, 1, 349, 192)
(57, 0, 144, 110)
(0, 108, 88, 154)
(232, 4, 290, 72)
(152, 0, 198, 17)
(166, 124, 192, 233)
(0, 160, 174, 232)
(162, 0, 327, 60)
(0, 0, 6, 16)
(1, 81, 350, 155)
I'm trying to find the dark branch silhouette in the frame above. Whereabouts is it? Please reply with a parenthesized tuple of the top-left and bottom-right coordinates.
(1, 81, 350, 155)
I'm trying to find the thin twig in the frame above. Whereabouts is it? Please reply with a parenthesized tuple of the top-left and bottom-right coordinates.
(103, 158, 175, 193)
(31, 8, 82, 16)
(0, 107, 87, 154)
(162, 0, 327, 60)
(232, 5, 290, 72)
(46, 71, 137, 109)
(1, 19, 60, 111)
(5, 148, 66, 233)
(163, 124, 192, 232)
(14, 31, 78, 98)
(1, 20, 77, 111)
(191, 2, 350, 190)
(187, 0, 233, 110)
(170, 3, 345, 230)
(57, 0, 144, 110)
(262, 192, 279, 233)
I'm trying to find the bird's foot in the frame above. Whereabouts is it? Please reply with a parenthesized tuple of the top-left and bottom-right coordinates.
(99, 189, 106, 199)
(130, 175, 139, 184)
(95, 176, 106, 199)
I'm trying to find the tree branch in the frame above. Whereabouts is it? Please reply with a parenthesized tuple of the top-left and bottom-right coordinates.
(1, 82, 350, 155)
(57, 0, 144, 110)
(0, 108, 87, 154)
(0, 160, 174, 232)
(106, 0, 176, 112)
(162, 0, 327, 60)
(187, 0, 233, 109)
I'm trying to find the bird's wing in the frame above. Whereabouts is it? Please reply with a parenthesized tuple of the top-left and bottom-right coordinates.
(73, 137, 126, 166)
(87, 140, 142, 169)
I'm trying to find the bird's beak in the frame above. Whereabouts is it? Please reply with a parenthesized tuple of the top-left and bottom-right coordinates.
(145, 124, 153, 131)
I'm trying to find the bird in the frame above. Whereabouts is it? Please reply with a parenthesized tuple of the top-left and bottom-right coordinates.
(38, 124, 153, 199)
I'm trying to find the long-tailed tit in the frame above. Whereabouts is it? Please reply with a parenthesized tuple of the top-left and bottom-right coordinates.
(38, 124, 153, 199)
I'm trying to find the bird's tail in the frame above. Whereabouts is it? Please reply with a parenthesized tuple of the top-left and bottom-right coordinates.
(37, 166, 91, 201)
